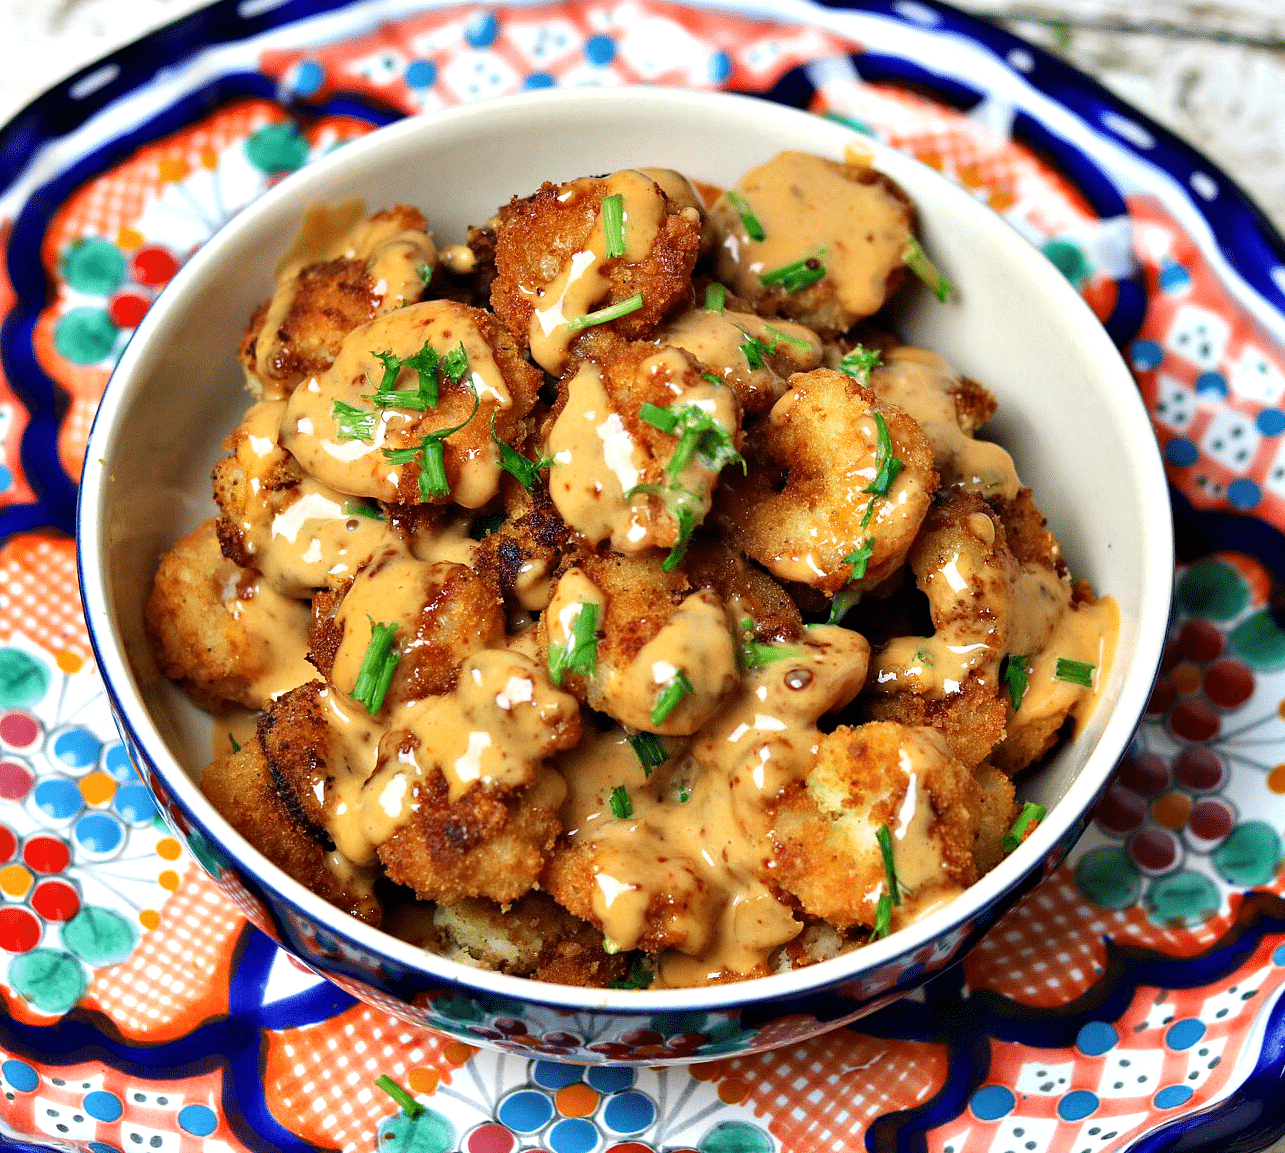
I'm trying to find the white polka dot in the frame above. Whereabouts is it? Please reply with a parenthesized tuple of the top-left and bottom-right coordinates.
(1191, 171, 1219, 200)
(1007, 48, 1034, 72)
(1101, 110, 1155, 149)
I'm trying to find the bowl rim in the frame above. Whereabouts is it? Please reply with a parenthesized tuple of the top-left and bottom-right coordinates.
(77, 84, 1174, 1014)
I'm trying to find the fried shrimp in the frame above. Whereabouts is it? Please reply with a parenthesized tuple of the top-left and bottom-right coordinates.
(771, 722, 994, 931)
(718, 367, 937, 596)
(863, 490, 1012, 769)
(540, 551, 739, 736)
(240, 204, 436, 398)
(491, 170, 701, 375)
(145, 519, 313, 712)
(281, 299, 541, 508)
(709, 151, 914, 335)
(544, 335, 742, 556)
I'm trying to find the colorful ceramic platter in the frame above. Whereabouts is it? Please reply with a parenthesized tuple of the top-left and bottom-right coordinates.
(2, 0, 1285, 1149)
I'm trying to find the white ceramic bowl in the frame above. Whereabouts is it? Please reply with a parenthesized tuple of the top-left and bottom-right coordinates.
(77, 86, 1172, 1064)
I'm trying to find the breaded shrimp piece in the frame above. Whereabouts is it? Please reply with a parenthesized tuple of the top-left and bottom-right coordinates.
(683, 541, 803, 643)
(541, 552, 739, 736)
(491, 169, 700, 376)
(718, 367, 937, 597)
(281, 300, 541, 508)
(863, 491, 1012, 769)
(770, 722, 982, 931)
(657, 306, 821, 415)
(864, 346, 1020, 498)
(240, 204, 436, 398)
(973, 763, 1018, 874)
(213, 399, 396, 597)
(367, 648, 581, 904)
(201, 733, 383, 925)
(709, 152, 914, 336)
(387, 894, 630, 986)
(146, 519, 314, 712)
(544, 335, 742, 556)
(313, 550, 506, 712)
(472, 482, 573, 612)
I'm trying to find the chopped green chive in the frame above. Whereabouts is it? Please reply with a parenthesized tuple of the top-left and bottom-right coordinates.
(737, 618, 806, 671)
(837, 344, 882, 385)
(764, 325, 812, 350)
(351, 619, 400, 714)
(827, 587, 861, 627)
(602, 193, 626, 258)
(1054, 658, 1095, 688)
(441, 342, 470, 383)
(662, 502, 697, 573)
(417, 263, 434, 289)
(602, 936, 624, 954)
(876, 823, 902, 906)
(704, 282, 726, 312)
(639, 402, 679, 435)
(723, 189, 765, 242)
(861, 496, 877, 528)
(490, 415, 548, 490)
(228, 733, 240, 752)
(701, 372, 723, 387)
(1001, 653, 1031, 710)
(332, 400, 377, 442)
(366, 339, 463, 411)
(675, 781, 691, 804)
(625, 730, 669, 774)
(904, 236, 956, 303)
(740, 333, 769, 370)
(651, 402, 744, 481)
(1003, 800, 1048, 854)
(469, 510, 507, 540)
(864, 413, 904, 497)
(609, 785, 633, 819)
(871, 891, 892, 940)
(843, 539, 874, 582)
(375, 1074, 423, 1119)
(381, 385, 480, 499)
(652, 668, 695, 726)
(760, 250, 827, 294)
(548, 601, 599, 687)
(344, 500, 383, 521)
(608, 952, 655, 989)
(564, 292, 644, 333)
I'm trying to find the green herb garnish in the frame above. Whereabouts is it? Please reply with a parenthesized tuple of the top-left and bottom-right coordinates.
(625, 730, 669, 774)
(608, 952, 655, 989)
(861, 497, 878, 528)
(417, 262, 434, 289)
(564, 292, 644, 333)
(1054, 658, 1095, 687)
(876, 823, 902, 906)
(760, 250, 827, 294)
(652, 668, 695, 726)
(490, 414, 549, 490)
(764, 325, 811, 350)
(351, 619, 400, 714)
(608, 785, 633, 819)
(701, 372, 723, 387)
(843, 539, 874, 582)
(332, 400, 377, 442)
(228, 733, 240, 752)
(723, 189, 765, 241)
(676, 781, 691, 804)
(737, 617, 806, 671)
(704, 282, 726, 312)
(344, 500, 383, 521)
(904, 236, 955, 303)
(602, 193, 626, 258)
(381, 384, 480, 499)
(548, 601, 600, 687)
(837, 344, 882, 385)
(1001, 653, 1031, 710)
(375, 1074, 423, 1119)
(827, 588, 860, 627)
(468, 511, 507, 540)
(864, 413, 903, 497)
(871, 891, 892, 940)
(1003, 800, 1048, 853)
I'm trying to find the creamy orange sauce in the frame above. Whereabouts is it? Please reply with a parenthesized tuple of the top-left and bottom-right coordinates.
(221, 574, 315, 704)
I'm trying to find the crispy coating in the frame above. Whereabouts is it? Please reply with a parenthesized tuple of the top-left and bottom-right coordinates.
(683, 541, 803, 643)
(146, 519, 312, 712)
(973, 763, 1018, 875)
(240, 205, 436, 398)
(718, 367, 937, 596)
(709, 152, 914, 335)
(257, 680, 335, 834)
(472, 482, 573, 612)
(491, 172, 700, 374)
(388, 894, 630, 986)
(771, 722, 981, 930)
(201, 733, 382, 925)
(863, 491, 1013, 769)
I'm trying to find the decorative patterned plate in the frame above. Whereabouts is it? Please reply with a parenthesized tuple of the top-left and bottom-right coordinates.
(2, 1, 1285, 1150)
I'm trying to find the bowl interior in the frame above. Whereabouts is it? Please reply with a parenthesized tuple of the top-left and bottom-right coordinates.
(80, 87, 1172, 1009)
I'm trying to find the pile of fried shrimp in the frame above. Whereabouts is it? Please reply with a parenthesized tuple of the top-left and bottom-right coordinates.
(146, 150, 1116, 990)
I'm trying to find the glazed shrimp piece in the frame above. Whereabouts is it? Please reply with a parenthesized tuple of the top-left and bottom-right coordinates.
(145, 519, 315, 712)
(241, 204, 437, 399)
(708, 151, 915, 336)
(718, 367, 937, 597)
(864, 490, 1013, 770)
(657, 304, 822, 416)
(281, 299, 542, 508)
(213, 399, 401, 598)
(770, 722, 992, 933)
(539, 551, 740, 737)
(491, 169, 701, 376)
(544, 335, 743, 557)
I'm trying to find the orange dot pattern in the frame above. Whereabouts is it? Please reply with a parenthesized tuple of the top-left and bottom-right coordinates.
(0, 534, 90, 662)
